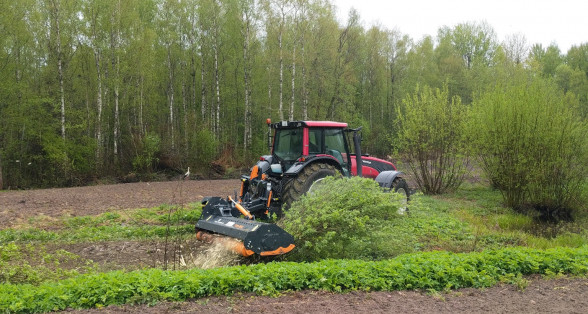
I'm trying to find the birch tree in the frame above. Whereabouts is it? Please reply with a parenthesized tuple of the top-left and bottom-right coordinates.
(82, 0, 108, 162)
(47, 0, 67, 140)
(157, 0, 183, 150)
(240, 0, 256, 150)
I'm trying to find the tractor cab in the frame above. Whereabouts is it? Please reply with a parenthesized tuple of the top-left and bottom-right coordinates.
(270, 121, 352, 176)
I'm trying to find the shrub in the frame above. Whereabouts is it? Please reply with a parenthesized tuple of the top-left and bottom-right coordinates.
(395, 84, 470, 194)
(190, 128, 218, 168)
(279, 176, 403, 261)
(132, 132, 161, 173)
(471, 79, 588, 219)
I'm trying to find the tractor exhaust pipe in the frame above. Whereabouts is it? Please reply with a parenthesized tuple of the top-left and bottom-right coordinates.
(353, 129, 363, 177)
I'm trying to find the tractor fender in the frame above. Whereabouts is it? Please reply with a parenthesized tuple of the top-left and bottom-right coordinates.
(375, 170, 404, 189)
(284, 156, 344, 177)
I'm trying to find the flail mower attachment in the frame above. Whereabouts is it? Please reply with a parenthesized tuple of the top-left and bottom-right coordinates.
(195, 197, 295, 257)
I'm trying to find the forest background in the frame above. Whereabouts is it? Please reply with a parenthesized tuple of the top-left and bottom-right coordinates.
(1, 0, 587, 189)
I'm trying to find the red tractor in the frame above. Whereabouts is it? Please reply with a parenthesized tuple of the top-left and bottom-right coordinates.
(196, 120, 409, 257)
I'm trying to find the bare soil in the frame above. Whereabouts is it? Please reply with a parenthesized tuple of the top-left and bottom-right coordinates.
(1, 180, 587, 313)
(66, 277, 588, 314)
(0, 180, 240, 229)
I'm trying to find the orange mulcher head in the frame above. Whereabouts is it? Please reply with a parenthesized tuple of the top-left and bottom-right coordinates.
(195, 197, 295, 257)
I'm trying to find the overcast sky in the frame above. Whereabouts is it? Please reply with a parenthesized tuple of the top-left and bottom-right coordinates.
(331, 0, 587, 53)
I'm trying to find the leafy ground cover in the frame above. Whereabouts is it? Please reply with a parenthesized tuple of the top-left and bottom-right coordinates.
(0, 179, 587, 312)
(281, 178, 588, 261)
(1, 246, 586, 312)
(0, 205, 201, 243)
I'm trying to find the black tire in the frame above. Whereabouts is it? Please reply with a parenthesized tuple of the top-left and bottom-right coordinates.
(281, 163, 339, 210)
(391, 177, 410, 215)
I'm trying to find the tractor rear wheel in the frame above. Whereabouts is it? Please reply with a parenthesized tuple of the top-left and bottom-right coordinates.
(281, 163, 339, 211)
(391, 177, 409, 215)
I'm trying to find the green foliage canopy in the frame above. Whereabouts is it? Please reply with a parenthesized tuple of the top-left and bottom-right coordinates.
(471, 78, 588, 218)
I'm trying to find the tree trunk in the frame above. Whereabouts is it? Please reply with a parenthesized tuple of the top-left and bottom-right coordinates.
(56, 12, 66, 140)
(200, 42, 207, 123)
(113, 76, 119, 157)
(182, 60, 188, 153)
(243, 9, 252, 150)
(48, 0, 66, 140)
(167, 46, 175, 150)
(302, 36, 308, 120)
(278, 28, 284, 121)
(267, 69, 272, 118)
(213, 36, 221, 140)
(299, 2, 308, 120)
(112, 0, 121, 162)
(139, 76, 145, 135)
(290, 44, 296, 120)
(112, 51, 120, 160)
(94, 48, 103, 161)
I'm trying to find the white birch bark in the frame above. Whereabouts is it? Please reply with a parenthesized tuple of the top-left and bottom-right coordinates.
(94, 48, 103, 160)
(289, 44, 295, 121)
(167, 47, 175, 149)
(302, 39, 308, 120)
(213, 39, 220, 139)
(200, 35, 207, 122)
(112, 1, 121, 158)
(242, 7, 252, 150)
(278, 25, 284, 121)
(49, 0, 66, 140)
(139, 76, 144, 135)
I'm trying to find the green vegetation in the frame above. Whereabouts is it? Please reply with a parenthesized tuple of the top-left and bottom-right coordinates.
(395, 85, 470, 194)
(1, 1, 587, 188)
(280, 177, 404, 261)
(435, 184, 588, 249)
(1, 180, 587, 311)
(0, 246, 586, 312)
(0, 224, 195, 243)
(0, 205, 202, 243)
(282, 178, 588, 262)
(1, 1, 587, 310)
(471, 78, 588, 219)
(0, 243, 96, 285)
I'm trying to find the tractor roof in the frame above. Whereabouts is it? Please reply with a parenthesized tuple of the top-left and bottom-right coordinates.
(272, 121, 348, 129)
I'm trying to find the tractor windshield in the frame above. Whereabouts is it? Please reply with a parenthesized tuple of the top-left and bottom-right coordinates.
(273, 128, 303, 161)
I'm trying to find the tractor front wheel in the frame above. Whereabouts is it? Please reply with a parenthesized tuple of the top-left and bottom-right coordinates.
(281, 163, 339, 211)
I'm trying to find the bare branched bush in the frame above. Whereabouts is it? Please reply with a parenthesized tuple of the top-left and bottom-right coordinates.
(395, 85, 471, 194)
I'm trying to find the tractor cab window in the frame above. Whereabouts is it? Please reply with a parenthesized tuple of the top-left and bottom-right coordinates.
(308, 129, 323, 154)
(324, 129, 347, 165)
(273, 128, 303, 161)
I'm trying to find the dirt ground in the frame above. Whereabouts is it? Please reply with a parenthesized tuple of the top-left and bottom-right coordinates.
(67, 277, 588, 314)
(0, 179, 240, 228)
(1, 179, 587, 313)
